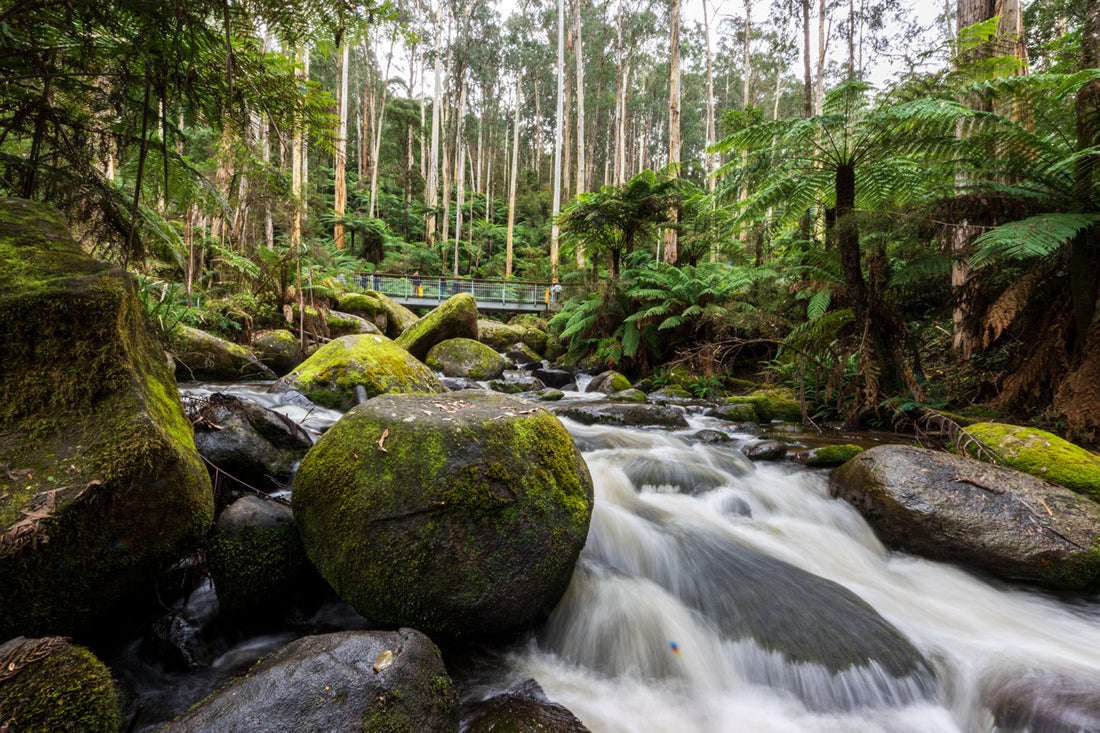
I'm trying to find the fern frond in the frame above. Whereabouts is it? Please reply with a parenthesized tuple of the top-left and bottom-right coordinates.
(970, 213, 1100, 266)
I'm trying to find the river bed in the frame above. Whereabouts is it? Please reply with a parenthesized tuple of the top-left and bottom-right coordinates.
(115, 383, 1100, 732)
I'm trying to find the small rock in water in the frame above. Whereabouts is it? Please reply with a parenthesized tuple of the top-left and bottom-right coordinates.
(745, 440, 788, 461)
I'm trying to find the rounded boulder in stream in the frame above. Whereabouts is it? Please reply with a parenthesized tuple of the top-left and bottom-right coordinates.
(292, 390, 594, 638)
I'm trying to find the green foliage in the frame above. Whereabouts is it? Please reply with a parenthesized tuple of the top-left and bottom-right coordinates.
(136, 278, 197, 344)
(971, 214, 1100, 266)
(688, 375, 725, 400)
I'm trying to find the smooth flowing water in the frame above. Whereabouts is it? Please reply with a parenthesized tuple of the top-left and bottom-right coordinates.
(161, 385, 1100, 732)
(470, 415, 1100, 732)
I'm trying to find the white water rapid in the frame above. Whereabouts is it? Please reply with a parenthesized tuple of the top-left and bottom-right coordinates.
(476, 416, 1100, 733)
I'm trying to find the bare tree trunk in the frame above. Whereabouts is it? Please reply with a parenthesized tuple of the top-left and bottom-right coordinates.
(574, 0, 586, 198)
(454, 79, 467, 276)
(369, 31, 396, 218)
(550, 0, 566, 278)
(742, 0, 751, 108)
(815, 0, 828, 114)
(663, 0, 681, 264)
(802, 0, 812, 117)
(335, 40, 350, 249)
(426, 0, 444, 246)
(506, 73, 522, 278)
(703, 0, 717, 195)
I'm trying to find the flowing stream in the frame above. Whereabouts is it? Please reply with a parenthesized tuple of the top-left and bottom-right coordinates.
(154, 385, 1100, 732)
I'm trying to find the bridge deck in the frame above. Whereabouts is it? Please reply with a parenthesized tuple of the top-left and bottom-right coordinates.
(353, 273, 564, 314)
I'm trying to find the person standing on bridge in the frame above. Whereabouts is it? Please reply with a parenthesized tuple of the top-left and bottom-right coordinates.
(412, 270, 421, 297)
(550, 279, 562, 303)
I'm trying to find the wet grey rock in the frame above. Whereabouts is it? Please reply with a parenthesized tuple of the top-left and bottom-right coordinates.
(745, 440, 788, 461)
(441, 377, 486, 391)
(985, 672, 1100, 733)
(161, 629, 458, 733)
(532, 367, 576, 389)
(830, 445, 1100, 590)
(551, 401, 689, 429)
(691, 429, 732, 444)
(463, 679, 591, 733)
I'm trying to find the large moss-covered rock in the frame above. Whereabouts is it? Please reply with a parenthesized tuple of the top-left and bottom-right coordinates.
(371, 289, 419, 337)
(506, 341, 543, 366)
(395, 293, 479, 361)
(0, 198, 214, 638)
(830, 445, 1100, 590)
(725, 387, 802, 423)
(0, 636, 118, 733)
(206, 496, 313, 617)
(272, 334, 446, 409)
(170, 325, 275, 381)
(965, 422, 1100, 501)
(251, 329, 305, 375)
(426, 337, 508, 380)
(292, 391, 594, 637)
(478, 319, 525, 351)
(586, 370, 632, 394)
(327, 309, 382, 337)
(336, 292, 388, 332)
(161, 629, 458, 733)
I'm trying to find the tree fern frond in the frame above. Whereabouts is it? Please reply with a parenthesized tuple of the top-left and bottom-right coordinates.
(970, 213, 1100, 266)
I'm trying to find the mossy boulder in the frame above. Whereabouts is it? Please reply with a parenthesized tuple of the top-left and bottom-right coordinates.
(0, 199, 214, 638)
(161, 629, 458, 733)
(586, 370, 632, 395)
(965, 423, 1100, 501)
(543, 334, 566, 363)
(327, 309, 382, 337)
(336, 292, 389, 332)
(649, 386, 694, 402)
(830, 445, 1100, 590)
(272, 334, 446, 410)
(726, 387, 802, 423)
(396, 293, 479, 361)
(708, 403, 759, 422)
(426, 338, 508, 380)
(292, 391, 594, 637)
(478, 319, 526, 351)
(251, 329, 306, 375)
(517, 326, 549, 354)
(371, 289, 419, 337)
(799, 444, 864, 467)
(609, 388, 647, 403)
(170, 325, 275, 381)
(0, 636, 118, 733)
(506, 341, 543, 366)
(206, 496, 313, 617)
(531, 368, 575, 389)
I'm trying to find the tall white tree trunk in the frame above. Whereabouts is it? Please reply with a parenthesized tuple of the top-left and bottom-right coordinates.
(369, 31, 396, 218)
(426, 1, 444, 246)
(574, 0, 587, 267)
(663, 0, 681, 264)
(506, 74, 522, 278)
(334, 40, 350, 250)
(550, 0, 566, 278)
(454, 79, 467, 275)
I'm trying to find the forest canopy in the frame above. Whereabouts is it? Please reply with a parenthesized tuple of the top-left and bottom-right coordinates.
(2, 0, 1099, 441)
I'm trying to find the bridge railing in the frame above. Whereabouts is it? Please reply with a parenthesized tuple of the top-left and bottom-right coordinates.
(352, 272, 571, 307)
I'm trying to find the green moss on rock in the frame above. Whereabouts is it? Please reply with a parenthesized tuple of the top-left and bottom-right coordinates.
(426, 338, 508, 380)
(966, 423, 1100, 501)
(292, 391, 593, 637)
(726, 387, 802, 423)
(0, 199, 213, 638)
(170, 325, 275, 381)
(0, 637, 118, 733)
(478, 319, 525, 351)
(800, 444, 864, 467)
(251, 329, 306, 376)
(274, 334, 446, 409)
(396, 293, 479, 361)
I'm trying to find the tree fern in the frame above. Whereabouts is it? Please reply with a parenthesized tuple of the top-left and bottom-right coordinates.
(970, 213, 1100, 266)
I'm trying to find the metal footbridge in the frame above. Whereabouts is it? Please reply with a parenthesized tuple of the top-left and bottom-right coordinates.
(354, 273, 567, 314)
